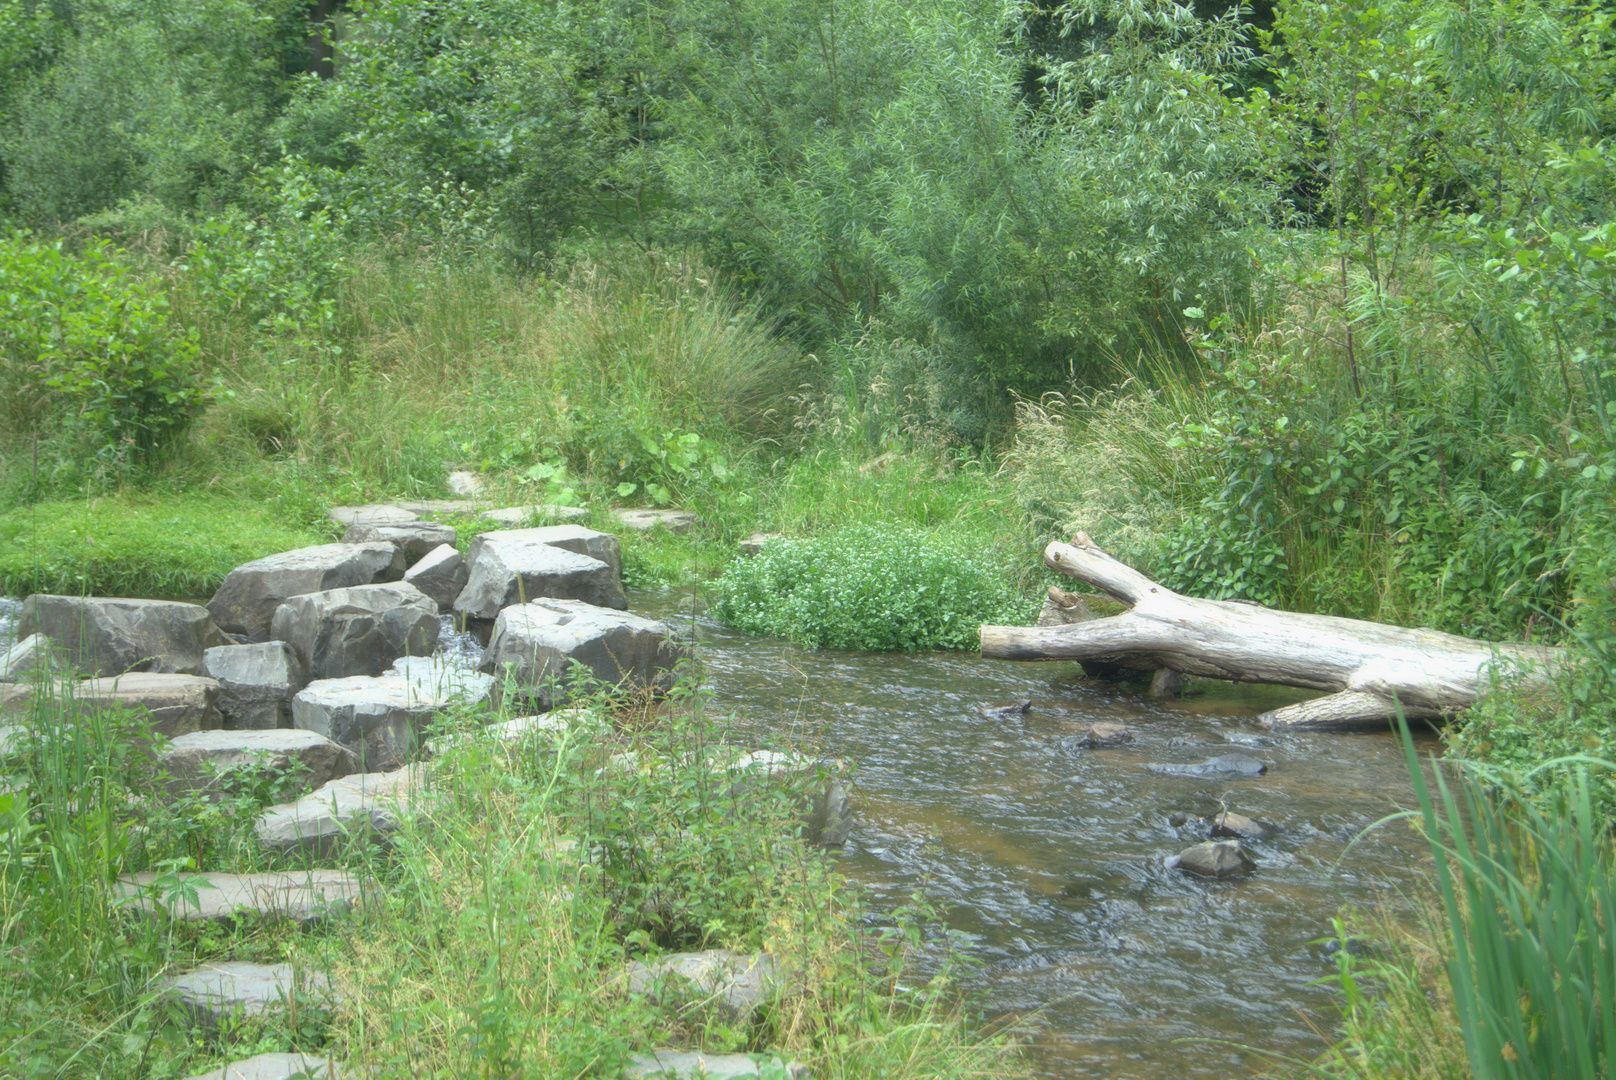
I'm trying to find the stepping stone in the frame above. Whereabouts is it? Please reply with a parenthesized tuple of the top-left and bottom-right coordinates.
(481, 600, 684, 707)
(611, 508, 697, 534)
(479, 505, 588, 527)
(1167, 839, 1256, 878)
(422, 708, 594, 758)
(395, 499, 484, 517)
(72, 673, 222, 736)
(1077, 722, 1133, 747)
(402, 544, 467, 612)
(208, 544, 405, 641)
(271, 582, 440, 680)
(18, 597, 226, 677)
(341, 521, 457, 562)
(201, 642, 308, 730)
(455, 545, 625, 621)
(159, 729, 356, 798)
(254, 765, 428, 855)
(1209, 810, 1269, 840)
(737, 532, 785, 557)
(626, 1051, 810, 1079)
(0, 633, 49, 681)
(468, 524, 623, 580)
(158, 961, 340, 1033)
(180, 1052, 350, 1080)
(293, 662, 493, 771)
(115, 869, 367, 924)
(447, 469, 485, 496)
(325, 504, 418, 527)
(1146, 754, 1270, 778)
(624, 950, 785, 1022)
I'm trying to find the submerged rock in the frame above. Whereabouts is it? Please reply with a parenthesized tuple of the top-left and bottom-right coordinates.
(200, 642, 307, 730)
(973, 698, 1032, 719)
(1147, 754, 1270, 778)
(1168, 840, 1256, 878)
(18, 596, 226, 677)
(271, 582, 439, 680)
(207, 543, 405, 641)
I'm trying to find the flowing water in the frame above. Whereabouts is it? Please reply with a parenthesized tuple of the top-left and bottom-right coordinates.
(631, 590, 1435, 1079)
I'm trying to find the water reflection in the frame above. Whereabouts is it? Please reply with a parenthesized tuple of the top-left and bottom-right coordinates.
(632, 590, 1434, 1079)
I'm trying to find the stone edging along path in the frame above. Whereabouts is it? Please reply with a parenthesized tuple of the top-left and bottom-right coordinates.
(5, 503, 817, 1078)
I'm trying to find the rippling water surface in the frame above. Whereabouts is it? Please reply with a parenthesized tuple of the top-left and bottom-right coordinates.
(632, 590, 1434, 1079)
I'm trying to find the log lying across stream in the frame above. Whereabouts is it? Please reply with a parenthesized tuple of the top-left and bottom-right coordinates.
(979, 533, 1566, 731)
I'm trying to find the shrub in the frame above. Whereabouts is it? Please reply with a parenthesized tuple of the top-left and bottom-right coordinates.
(711, 524, 1034, 651)
(0, 234, 202, 468)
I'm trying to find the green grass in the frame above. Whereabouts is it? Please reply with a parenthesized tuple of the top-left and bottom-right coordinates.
(0, 496, 324, 600)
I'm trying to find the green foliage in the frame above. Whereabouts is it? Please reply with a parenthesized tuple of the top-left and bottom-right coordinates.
(0, 235, 202, 470)
(712, 524, 1034, 650)
(0, 495, 321, 599)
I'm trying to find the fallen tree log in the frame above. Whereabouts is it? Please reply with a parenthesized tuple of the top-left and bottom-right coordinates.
(979, 533, 1566, 731)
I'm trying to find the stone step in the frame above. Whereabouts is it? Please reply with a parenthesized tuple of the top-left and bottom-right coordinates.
(115, 869, 367, 924)
(180, 1052, 349, 1080)
(626, 1051, 810, 1079)
(208, 543, 405, 641)
(158, 961, 340, 1033)
(159, 729, 356, 799)
(325, 504, 418, 527)
(478, 504, 588, 527)
(254, 765, 429, 855)
(611, 508, 698, 535)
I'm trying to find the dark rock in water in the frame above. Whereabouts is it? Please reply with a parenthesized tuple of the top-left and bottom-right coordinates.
(1167, 811, 1202, 828)
(1168, 840, 1256, 878)
(1147, 754, 1270, 778)
(974, 698, 1032, 719)
(1077, 722, 1134, 747)
(1210, 810, 1269, 840)
(1321, 936, 1373, 960)
(1148, 668, 1184, 698)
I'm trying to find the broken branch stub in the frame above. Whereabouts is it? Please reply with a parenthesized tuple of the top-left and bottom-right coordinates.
(980, 533, 1564, 731)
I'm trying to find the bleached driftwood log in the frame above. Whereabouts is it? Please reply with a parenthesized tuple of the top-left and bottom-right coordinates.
(979, 533, 1565, 731)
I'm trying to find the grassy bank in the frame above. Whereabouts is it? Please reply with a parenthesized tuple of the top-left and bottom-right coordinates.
(0, 676, 1021, 1079)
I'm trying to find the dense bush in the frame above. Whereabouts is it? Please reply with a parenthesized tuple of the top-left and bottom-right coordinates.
(712, 524, 1034, 650)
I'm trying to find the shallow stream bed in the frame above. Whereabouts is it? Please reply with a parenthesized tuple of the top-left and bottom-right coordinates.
(633, 590, 1435, 1079)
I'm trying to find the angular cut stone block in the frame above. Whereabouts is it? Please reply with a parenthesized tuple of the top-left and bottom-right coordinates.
(396, 499, 484, 517)
(73, 673, 222, 736)
(611, 508, 697, 534)
(326, 504, 418, 527)
(455, 544, 625, 621)
(402, 544, 468, 612)
(18, 596, 226, 677)
(158, 961, 339, 1032)
(0, 633, 50, 682)
(179, 1052, 350, 1080)
(159, 729, 356, 798)
(115, 869, 367, 925)
(293, 661, 494, 769)
(201, 642, 307, 730)
(208, 544, 406, 641)
(624, 950, 784, 1022)
(480, 599, 684, 706)
(626, 1052, 810, 1080)
(341, 521, 457, 562)
(271, 582, 439, 681)
(254, 765, 428, 855)
(421, 708, 593, 758)
(478, 504, 588, 527)
(467, 524, 623, 581)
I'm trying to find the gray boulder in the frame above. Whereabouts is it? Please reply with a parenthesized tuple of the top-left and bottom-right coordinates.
(293, 662, 493, 770)
(341, 521, 457, 562)
(455, 544, 625, 621)
(207, 543, 405, 640)
(158, 729, 356, 798)
(73, 673, 221, 736)
(467, 524, 623, 580)
(611, 508, 697, 534)
(1169, 840, 1257, 878)
(326, 504, 418, 526)
(1078, 722, 1134, 747)
(396, 498, 483, 517)
(18, 596, 226, 677)
(271, 582, 439, 681)
(157, 961, 340, 1033)
(624, 950, 784, 1022)
(254, 765, 428, 855)
(180, 1052, 350, 1080)
(1210, 810, 1269, 841)
(201, 642, 307, 730)
(115, 869, 367, 926)
(1147, 754, 1270, 778)
(480, 599, 684, 706)
(0, 633, 50, 682)
(402, 543, 468, 612)
(627, 1052, 810, 1080)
